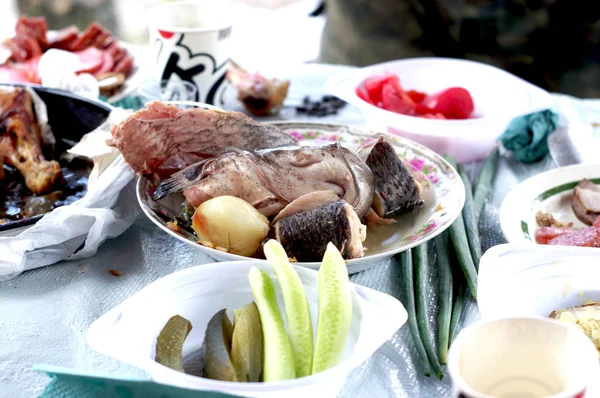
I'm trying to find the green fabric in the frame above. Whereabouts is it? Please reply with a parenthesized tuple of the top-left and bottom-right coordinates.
(35, 365, 242, 398)
(499, 110, 559, 164)
(101, 95, 146, 111)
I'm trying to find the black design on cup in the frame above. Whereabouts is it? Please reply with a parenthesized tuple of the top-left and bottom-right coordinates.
(206, 72, 227, 106)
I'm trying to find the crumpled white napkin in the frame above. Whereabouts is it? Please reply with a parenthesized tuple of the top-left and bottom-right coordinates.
(0, 109, 138, 281)
(37, 49, 100, 100)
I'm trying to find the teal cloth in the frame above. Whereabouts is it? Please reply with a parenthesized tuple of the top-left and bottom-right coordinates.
(499, 110, 560, 164)
(100, 95, 146, 111)
(35, 365, 242, 398)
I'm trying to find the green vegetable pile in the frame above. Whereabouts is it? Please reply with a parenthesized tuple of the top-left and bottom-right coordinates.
(399, 149, 499, 379)
(154, 240, 353, 383)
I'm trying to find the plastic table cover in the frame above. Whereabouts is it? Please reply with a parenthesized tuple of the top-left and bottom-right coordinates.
(0, 64, 580, 397)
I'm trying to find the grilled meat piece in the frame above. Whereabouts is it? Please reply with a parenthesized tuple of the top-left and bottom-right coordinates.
(272, 199, 366, 261)
(0, 87, 61, 194)
(356, 135, 423, 218)
(108, 101, 299, 177)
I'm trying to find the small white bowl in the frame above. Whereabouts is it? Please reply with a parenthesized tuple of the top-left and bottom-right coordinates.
(87, 260, 407, 398)
(325, 57, 553, 163)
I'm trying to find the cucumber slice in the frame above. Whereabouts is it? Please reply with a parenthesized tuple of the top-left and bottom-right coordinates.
(248, 266, 296, 381)
(312, 243, 352, 374)
(263, 239, 314, 378)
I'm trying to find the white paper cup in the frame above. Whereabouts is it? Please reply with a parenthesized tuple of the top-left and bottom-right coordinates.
(147, 0, 232, 105)
(448, 317, 599, 398)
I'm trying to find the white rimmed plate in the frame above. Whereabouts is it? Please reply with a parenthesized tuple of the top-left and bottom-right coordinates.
(87, 260, 407, 398)
(136, 122, 465, 273)
(499, 163, 600, 244)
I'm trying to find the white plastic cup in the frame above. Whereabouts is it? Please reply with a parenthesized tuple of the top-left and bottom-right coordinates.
(147, 0, 232, 105)
(448, 317, 599, 398)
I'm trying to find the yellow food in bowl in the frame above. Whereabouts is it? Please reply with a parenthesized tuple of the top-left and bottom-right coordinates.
(550, 300, 600, 353)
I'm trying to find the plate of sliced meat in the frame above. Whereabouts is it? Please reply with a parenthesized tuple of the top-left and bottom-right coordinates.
(107, 101, 465, 273)
(500, 163, 600, 248)
(0, 16, 142, 103)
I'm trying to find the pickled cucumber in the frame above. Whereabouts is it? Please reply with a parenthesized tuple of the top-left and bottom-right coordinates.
(263, 239, 314, 377)
(201, 309, 238, 381)
(312, 243, 353, 374)
(155, 315, 192, 372)
(248, 266, 296, 381)
(231, 302, 264, 382)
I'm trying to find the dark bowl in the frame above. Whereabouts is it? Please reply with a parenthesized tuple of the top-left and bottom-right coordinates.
(0, 85, 112, 232)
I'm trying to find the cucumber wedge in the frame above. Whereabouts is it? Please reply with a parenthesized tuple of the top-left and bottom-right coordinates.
(312, 243, 352, 374)
(263, 239, 314, 378)
(248, 266, 296, 381)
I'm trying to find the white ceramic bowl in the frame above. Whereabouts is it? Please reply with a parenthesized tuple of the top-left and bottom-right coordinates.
(87, 260, 407, 398)
(325, 57, 553, 163)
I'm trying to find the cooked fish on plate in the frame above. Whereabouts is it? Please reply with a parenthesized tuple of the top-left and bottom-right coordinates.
(110, 102, 464, 272)
(500, 163, 600, 247)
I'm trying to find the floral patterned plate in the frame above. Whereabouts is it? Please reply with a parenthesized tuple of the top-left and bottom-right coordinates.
(137, 122, 465, 274)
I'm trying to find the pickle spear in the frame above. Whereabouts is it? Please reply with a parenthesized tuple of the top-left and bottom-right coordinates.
(231, 302, 264, 382)
(248, 266, 296, 381)
(263, 239, 314, 378)
(312, 242, 353, 374)
(202, 309, 238, 381)
(155, 315, 193, 372)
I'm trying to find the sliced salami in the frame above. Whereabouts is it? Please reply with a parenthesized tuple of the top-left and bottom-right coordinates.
(0, 65, 39, 84)
(68, 22, 102, 51)
(15, 16, 49, 50)
(73, 47, 104, 74)
(93, 51, 115, 77)
(49, 26, 79, 50)
(112, 55, 133, 76)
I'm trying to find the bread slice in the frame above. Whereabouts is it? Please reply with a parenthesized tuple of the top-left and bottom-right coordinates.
(550, 301, 600, 353)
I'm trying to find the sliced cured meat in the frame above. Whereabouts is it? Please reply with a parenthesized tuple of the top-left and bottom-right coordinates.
(547, 226, 600, 248)
(24, 56, 41, 77)
(113, 55, 133, 76)
(68, 22, 103, 51)
(535, 227, 571, 244)
(0, 65, 39, 84)
(49, 26, 79, 50)
(93, 51, 115, 77)
(106, 42, 127, 64)
(73, 47, 104, 74)
(15, 16, 49, 50)
(92, 30, 111, 49)
(5, 39, 28, 62)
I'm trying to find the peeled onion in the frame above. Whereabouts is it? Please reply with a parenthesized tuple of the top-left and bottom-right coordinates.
(192, 196, 270, 256)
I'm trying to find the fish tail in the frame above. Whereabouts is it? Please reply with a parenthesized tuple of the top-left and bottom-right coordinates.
(153, 159, 211, 200)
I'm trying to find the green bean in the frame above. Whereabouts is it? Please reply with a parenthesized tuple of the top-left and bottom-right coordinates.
(434, 232, 453, 365)
(413, 244, 444, 380)
(397, 251, 431, 377)
(473, 148, 499, 223)
(449, 284, 467, 342)
(458, 165, 483, 269)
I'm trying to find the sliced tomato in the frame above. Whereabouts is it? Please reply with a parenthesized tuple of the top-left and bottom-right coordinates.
(362, 75, 388, 104)
(73, 47, 104, 75)
(381, 82, 416, 115)
(355, 86, 374, 105)
(420, 87, 474, 119)
(406, 90, 426, 104)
